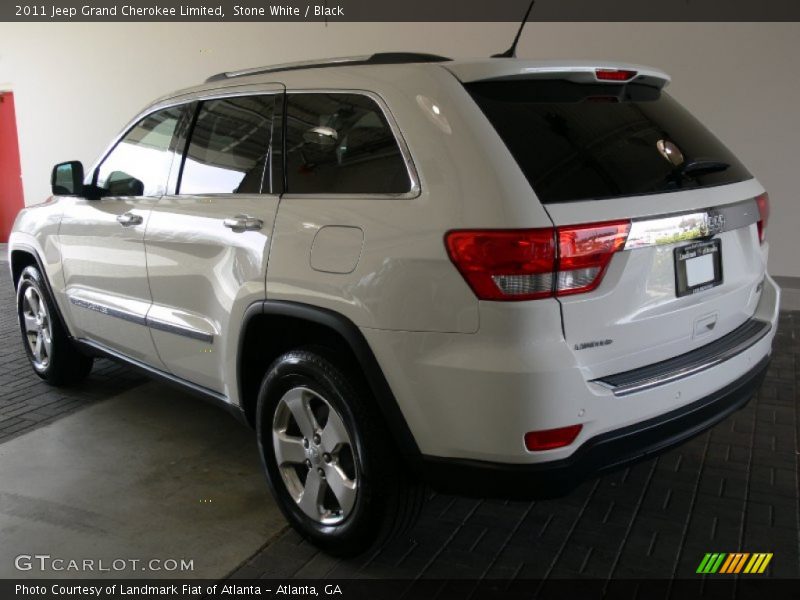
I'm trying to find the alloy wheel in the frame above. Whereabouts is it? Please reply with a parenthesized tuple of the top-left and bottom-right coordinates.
(272, 386, 358, 524)
(21, 286, 52, 370)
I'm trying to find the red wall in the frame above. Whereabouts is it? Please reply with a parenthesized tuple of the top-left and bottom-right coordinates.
(0, 92, 25, 242)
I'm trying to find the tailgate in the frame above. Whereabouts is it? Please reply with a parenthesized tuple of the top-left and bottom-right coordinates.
(546, 182, 767, 379)
(464, 73, 769, 379)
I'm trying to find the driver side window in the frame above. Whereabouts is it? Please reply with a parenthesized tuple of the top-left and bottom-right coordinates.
(96, 106, 183, 197)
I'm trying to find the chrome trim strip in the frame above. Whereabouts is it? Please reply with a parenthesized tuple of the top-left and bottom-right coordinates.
(624, 199, 759, 250)
(69, 296, 214, 344)
(594, 318, 771, 397)
(68, 296, 146, 326)
(146, 317, 214, 344)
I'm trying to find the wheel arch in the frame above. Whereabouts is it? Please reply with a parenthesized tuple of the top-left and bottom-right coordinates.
(9, 244, 72, 339)
(237, 301, 421, 459)
(10, 247, 39, 291)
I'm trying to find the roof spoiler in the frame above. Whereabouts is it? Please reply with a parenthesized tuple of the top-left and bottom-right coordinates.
(445, 60, 671, 89)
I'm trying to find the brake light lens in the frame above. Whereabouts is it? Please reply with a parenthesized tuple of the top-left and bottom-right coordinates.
(525, 424, 583, 451)
(557, 221, 631, 295)
(445, 221, 630, 301)
(755, 192, 769, 244)
(595, 68, 637, 82)
(444, 229, 556, 301)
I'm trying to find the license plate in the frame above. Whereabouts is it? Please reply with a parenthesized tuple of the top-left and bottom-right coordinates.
(674, 239, 723, 297)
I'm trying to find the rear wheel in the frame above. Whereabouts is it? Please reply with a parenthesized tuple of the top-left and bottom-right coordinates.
(17, 266, 93, 385)
(256, 349, 425, 556)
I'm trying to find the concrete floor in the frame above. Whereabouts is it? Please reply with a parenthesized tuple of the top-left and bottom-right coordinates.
(0, 382, 287, 579)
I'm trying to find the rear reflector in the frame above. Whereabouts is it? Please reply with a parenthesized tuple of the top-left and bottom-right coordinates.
(595, 68, 637, 82)
(525, 424, 583, 451)
(755, 192, 769, 244)
(445, 221, 630, 301)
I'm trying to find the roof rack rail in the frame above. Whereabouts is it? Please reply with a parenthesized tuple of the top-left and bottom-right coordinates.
(205, 52, 452, 83)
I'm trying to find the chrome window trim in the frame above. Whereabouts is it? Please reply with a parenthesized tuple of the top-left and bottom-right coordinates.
(88, 83, 285, 178)
(69, 296, 214, 344)
(280, 89, 421, 200)
(623, 198, 759, 251)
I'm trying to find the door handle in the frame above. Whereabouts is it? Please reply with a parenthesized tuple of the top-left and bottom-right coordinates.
(223, 215, 263, 232)
(116, 212, 143, 227)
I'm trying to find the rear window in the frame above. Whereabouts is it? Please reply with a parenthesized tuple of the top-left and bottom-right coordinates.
(466, 80, 751, 203)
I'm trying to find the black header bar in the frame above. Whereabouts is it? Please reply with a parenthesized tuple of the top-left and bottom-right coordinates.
(4, 0, 800, 22)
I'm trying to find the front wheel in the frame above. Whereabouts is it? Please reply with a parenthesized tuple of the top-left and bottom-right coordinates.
(256, 349, 425, 556)
(17, 266, 93, 385)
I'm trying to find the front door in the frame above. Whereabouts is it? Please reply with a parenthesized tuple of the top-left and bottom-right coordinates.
(144, 87, 284, 395)
(59, 105, 185, 366)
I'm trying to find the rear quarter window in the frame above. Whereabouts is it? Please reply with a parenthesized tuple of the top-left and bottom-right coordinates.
(284, 92, 412, 195)
(466, 80, 751, 203)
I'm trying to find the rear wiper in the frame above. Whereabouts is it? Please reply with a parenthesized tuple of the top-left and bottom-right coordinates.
(678, 159, 730, 176)
(660, 159, 731, 190)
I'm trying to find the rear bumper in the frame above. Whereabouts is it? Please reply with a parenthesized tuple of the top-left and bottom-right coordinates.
(364, 274, 779, 464)
(417, 355, 769, 499)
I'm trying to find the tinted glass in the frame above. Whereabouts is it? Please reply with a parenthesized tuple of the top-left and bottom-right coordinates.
(466, 80, 751, 203)
(285, 93, 411, 194)
(180, 95, 275, 194)
(97, 107, 182, 197)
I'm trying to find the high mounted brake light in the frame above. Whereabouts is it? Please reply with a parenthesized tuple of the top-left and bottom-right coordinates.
(595, 68, 637, 82)
(445, 221, 631, 301)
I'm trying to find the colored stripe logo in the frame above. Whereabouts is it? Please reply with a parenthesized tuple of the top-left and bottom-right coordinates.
(696, 553, 773, 574)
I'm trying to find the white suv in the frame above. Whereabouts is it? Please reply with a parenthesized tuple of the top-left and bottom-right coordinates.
(9, 53, 779, 555)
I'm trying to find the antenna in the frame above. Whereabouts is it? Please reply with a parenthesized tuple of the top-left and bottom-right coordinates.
(492, 0, 535, 58)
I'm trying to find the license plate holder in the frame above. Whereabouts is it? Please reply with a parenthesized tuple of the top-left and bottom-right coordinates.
(674, 239, 723, 297)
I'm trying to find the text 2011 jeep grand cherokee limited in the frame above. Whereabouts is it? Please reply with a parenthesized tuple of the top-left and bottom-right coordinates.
(9, 54, 779, 555)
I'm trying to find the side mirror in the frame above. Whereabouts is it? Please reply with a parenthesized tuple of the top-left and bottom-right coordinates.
(51, 161, 84, 196)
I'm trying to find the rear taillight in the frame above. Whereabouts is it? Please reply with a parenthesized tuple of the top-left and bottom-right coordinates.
(755, 192, 770, 244)
(525, 424, 583, 451)
(445, 220, 630, 301)
(595, 68, 637, 82)
(444, 229, 556, 301)
(557, 221, 630, 295)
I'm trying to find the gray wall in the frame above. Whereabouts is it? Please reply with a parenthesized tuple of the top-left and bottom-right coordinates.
(1, 22, 797, 276)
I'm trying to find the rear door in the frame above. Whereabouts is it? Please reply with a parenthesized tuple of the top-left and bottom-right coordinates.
(144, 85, 284, 395)
(466, 78, 768, 378)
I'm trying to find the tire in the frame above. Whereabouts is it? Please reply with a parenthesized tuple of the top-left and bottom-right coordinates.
(16, 265, 94, 386)
(256, 349, 426, 556)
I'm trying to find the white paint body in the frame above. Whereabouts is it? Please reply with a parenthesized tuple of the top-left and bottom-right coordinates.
(9, 58, 780, 466)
